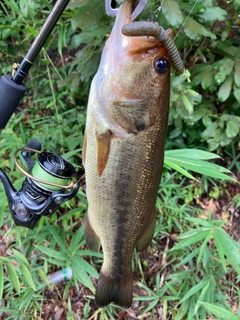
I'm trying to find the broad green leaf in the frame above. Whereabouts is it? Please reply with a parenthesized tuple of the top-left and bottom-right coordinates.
(174, 229, 211, 249)
(35, 245, 69, 261)
(186, 217, 218, 228)
(67, 0, 89, 9)
(47, 226, 69, 255)
(201, 118, 215, 136)
(196, 232, 212, 266)
(19, 288, 33, 311)
(72, 257, 99, 278)
(165, 282, 179, 297)
(218, 74, 233, 102)
(200, 302, 240, 320)
(20, 264, 36, 291)
(193, 65, 213, 89)
(38, 269, 49, 286)
(73, 0, 105, 29)
(213, 231, 227, 273)
(215, 58, 235, 84)
(6, 263, 20, 293)
(0, 264, 3, 300)
(165, 149, 220, 160)
(234, 86, 240, 103)
(0, 257, 11, 264)
(143, 298, 158, 313)
(164, 156, 235, 181)
(45, 258, 66, 267)
(214, 228, 240, 274)
(161, 295, 179, 301)
(12, 249, 29, 266)
(162, 0, 183, 27)
(164, 159, 197, 181)
(226, 118, 240, 138)
(76, 250, 103, 258)
(71, 260, 95, 291)
(182, 94, 193, 113)
(194, 282, 210, 315)
(175, 247, 200, 268)
(69, 227, 85, 253)
(184, 17, 216, 40)
(178, 280, 208, 304)
(134, 296, 157, 301)
(201, 7, 227, 22)
(233, 0, 240, 9)
(234, 59, 240, 86)
(165, 270, 192, 281)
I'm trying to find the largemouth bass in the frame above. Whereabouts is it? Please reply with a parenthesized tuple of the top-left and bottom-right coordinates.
(83, 0, 183, 308)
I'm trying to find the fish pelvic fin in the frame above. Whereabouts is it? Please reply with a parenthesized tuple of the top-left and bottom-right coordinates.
(95, 272, 133, 308)
(84, 215, 101, 252)
(135, 207, 156, 252)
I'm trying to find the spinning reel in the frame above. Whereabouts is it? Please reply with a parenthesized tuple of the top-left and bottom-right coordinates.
(0, 140, 80, 229)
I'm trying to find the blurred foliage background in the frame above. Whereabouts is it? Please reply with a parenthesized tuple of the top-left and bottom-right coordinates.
(0, 0, 239, 319)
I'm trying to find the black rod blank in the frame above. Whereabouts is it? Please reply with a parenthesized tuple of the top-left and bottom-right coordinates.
(12, 0, 70, 84)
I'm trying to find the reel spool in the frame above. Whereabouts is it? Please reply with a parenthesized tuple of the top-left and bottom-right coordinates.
(0, 140, 80, 229)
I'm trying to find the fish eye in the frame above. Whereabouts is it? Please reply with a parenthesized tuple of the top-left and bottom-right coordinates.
(155, 57, 169, 74)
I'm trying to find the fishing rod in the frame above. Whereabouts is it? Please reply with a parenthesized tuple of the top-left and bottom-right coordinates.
(0, 0, 71, 129)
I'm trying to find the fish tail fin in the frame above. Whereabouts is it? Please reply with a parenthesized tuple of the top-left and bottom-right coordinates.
(95, 272, 133, 308)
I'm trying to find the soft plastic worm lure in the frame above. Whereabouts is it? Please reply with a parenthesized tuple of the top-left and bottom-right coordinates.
(122, 21, 184, 74)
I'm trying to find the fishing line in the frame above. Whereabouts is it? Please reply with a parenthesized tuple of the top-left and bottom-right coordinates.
(151, 0, 163, 22)
(174, 0, 200, 41)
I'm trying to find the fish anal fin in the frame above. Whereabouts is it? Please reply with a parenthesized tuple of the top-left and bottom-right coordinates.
(84, 215, 101, 252)
(97, 130, 112, 176)
(95, 272, 133, 308)
(82, 130, 87, 168)
(135, 208, 156, 252)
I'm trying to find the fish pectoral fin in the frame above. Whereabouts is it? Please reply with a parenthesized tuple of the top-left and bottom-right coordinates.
(97, 130, 113, 176)
(95, 271, 133, 308)
(135, 207, 156, 252)
(84, 215, 101, 252)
